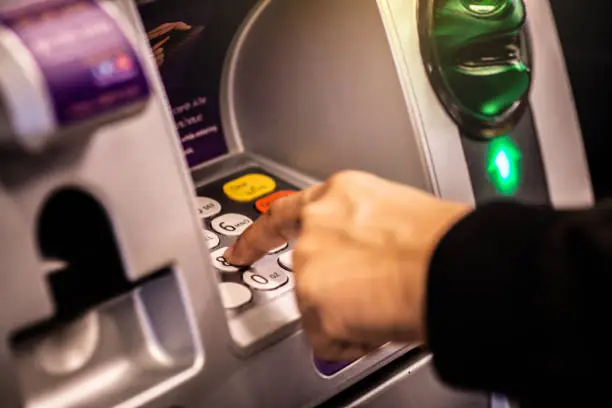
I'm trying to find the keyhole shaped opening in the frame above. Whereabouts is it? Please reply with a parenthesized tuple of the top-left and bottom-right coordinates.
(35, 188, 130, 324)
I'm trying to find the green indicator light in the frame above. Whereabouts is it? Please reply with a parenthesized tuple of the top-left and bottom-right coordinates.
(486, 137, 522, 195)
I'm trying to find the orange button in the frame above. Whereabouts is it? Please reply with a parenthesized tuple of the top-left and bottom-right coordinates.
(255, 190, 296, 213)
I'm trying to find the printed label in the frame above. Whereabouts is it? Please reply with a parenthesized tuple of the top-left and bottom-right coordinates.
(0, 0, 149, 126)
(137, 0, 259, 167)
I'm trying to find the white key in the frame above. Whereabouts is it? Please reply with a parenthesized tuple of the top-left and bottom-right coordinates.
(218, 282, 252, 309)
(268, 242, 288, 254)
(243, 268, 289, 291)
(195, 197, 221, 219)
(210, 247, 239, 273)
(278, 250, 293, 271)
(211, 213, 253, 237)
(203, 229, 220, 249)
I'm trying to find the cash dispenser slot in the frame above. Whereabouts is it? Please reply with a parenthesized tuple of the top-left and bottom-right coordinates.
(10, 188, 198, 408)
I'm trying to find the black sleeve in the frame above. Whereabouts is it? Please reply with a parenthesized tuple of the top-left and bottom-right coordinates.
(426, 201, 612, 401)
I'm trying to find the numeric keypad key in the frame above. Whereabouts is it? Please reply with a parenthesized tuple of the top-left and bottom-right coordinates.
(243, 268, 289, 291)
(211, 213, 253, 236)
(210, 247, 239, 273)
(195, 197, 222, 219)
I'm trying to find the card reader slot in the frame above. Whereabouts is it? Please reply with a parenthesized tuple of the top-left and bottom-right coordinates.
(8, 188, 199, 408)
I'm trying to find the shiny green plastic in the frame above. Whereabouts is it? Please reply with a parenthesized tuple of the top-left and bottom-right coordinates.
(423, 0, 530, 137)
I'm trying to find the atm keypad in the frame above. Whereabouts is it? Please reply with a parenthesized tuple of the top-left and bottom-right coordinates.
(196, 168, 298, 318)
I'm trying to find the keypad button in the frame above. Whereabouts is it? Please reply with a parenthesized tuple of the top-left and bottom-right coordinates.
(211, 213, 253, 237)
(210, 247, 239, 273)
(255, 190, 296, 213)
(278, 250, 293, 271)
(203, 230, 220, 249)
(218, 282, 252, 309)
(195, 197, 222, 219)
(243, 268, 289, 291)
(223, 173, 276, 202)
(268, 242, 288, 254)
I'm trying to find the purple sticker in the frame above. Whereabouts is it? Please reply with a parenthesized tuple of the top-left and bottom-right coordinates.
(136, 1, 259, 168)
(314, 358, 352, 377)
(0, 0, 149, 126)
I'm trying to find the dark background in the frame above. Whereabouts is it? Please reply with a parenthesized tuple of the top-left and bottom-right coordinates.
(549, 1, 612, 201)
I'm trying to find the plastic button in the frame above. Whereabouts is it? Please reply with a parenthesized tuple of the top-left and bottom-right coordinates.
(203, 230, 220, 249)
(278, 250, 293, 271)
(255, 190, 296, 213)
(243, 269, 289, 291)
(195, 197, 221, 219)
(268, 243, 288, 254)
(223, 173, 276, 202)
(218, 282, 252, 309)
(210, 247, 239, 273)
(211, 213, 253, 237)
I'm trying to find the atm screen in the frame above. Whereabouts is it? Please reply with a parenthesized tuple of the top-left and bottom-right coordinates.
(137, 0, 257, 168)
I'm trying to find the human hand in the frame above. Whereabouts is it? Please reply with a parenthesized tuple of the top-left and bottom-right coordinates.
(147, 22, 192, 67)
(225, 171, 470, 362)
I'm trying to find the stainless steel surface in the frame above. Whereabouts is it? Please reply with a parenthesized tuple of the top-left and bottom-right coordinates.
(333, 357, 489, 408)
(14, 274, 198, 408)
(221, 0, 466, 200)
(377, 0, 475, 205)
(524, 0, 594, 208)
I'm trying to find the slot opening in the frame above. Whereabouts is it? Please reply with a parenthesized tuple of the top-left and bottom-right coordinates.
(9, 187, 199, 408)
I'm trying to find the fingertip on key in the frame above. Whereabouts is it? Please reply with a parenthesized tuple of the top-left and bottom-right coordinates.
(224, 244, 250, 267)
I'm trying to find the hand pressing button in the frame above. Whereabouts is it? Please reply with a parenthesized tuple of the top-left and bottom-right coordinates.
(210, 247, 240, 273)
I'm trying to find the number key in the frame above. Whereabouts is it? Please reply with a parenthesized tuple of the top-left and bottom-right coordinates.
(210, 247, 239, 273)
(211, 213, 253, 236)
(195, 197, 221, 219)
(243, 268, 289, 291)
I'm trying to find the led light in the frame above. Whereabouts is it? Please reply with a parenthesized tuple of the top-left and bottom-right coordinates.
(486, 137, 521, 195)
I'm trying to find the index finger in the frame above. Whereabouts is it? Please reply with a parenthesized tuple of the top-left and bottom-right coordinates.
(152, 36, 170, 50)
(224, 183, 327, 266)
(147, 22, 174, 39)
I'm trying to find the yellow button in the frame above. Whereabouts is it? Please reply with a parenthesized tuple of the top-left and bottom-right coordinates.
(223, 173, 276, 202)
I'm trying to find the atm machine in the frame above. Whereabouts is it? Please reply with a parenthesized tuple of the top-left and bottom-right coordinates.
(0, 0, 592, 407)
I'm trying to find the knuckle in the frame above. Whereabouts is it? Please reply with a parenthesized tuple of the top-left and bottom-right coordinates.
(328, 170, 367, 188)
